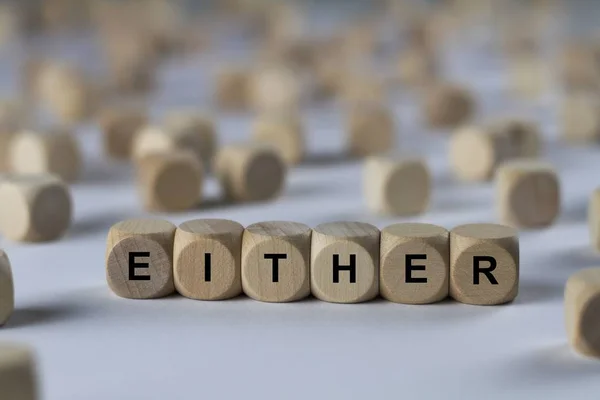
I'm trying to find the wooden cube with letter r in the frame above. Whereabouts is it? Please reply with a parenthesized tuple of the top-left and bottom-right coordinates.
(450, 223, 519, 305)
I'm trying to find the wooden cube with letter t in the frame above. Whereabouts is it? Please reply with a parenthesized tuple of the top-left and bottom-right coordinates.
(450, 223, 519, 305)
(106, 219, 176, 299)
(311, 222, 380, 303)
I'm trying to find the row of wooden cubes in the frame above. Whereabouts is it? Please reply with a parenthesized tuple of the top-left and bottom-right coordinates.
(106, 219, 520, 305)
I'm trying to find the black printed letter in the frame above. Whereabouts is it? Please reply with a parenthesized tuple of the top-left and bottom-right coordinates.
(333, 254, 356, 283)
(473, 256, 498, 285)
(264, 254, 287, 282)
(129, 252, 151, 281)
(406, 254, 427, 283)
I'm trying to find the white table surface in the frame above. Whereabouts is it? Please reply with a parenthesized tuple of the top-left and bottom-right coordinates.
(1, 4, 600, 399)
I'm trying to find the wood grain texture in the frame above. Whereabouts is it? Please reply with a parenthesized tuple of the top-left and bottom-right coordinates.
(423, 83, 474, 129)
(589, 188, 600, 251)
(214, 143, 286, 202)
(242, 221, 311, 302)
(0, 174, 72, 242)
(311, 221, 380, 303)
(174, 219, 243, 300)
(496, 160, 560, 228)
(135, 150, 203, 212)
(99, 106, 148, 160)
(0, 342, 38, 400)
(380, 223, 449, 304)
(8, 128, 82, 182)
(106, 219, 176, 299)
(565, 268, 600, 358)
(346, 102, 394, 157)
(363, 155, 430, 216)
(252, 112, 305, 165)
(450, 223, 519, 305)
(0, 250, 13, 326)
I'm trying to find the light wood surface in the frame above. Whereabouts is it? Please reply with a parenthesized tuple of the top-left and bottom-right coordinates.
(135, 150, 203, 212)
(214, 143, 286, 202)
(397, 47, 437, 87)
(174, 219, 244, 300)
(106, 218, 176, 299)
(363, 155, 430, 216)
(565, 267, 600, 358)
(0, 174, 72, 242)
(242, 221, 311, 302)
(589, 188, 600, 251)
(99, 106, 148, 160)
(0, 100, 23, 172)
(489, 119, 542, 158)
(164, 110, 217, 169)
(0, 250, 13, 326)
(423, 83, 475, 129)
(9, 128, 82, 182)
(380, 223, 449, 304)
(509, 54, 549, 99)
(346, 102, 395, 157)
(251, 112, 305, 165)
(215, 67, 251, 111)
(496, 160, 560, 228)
(311, 221, 380, 303)
(0, 342, 38, 400)
(561, 93, 600, 143)
(250, 64, 302, 113)
(340, 74, 385, 105)
(450, 223, 519, 305)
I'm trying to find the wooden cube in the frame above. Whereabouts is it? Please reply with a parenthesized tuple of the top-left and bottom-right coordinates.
(99, 106, 148, 160)
(561, 93, 600, 144)
(251, 112, 304, 165)
(215, 67, 251, 111)
(450, 223, 519, 305)
(9, 128, 82, 182)
(214, 143, 286, 203)
(250, 65, 302, 114)
(589, 188, 600, 251)
(380, 223, 449, 304)
(363, 155, 430, 216)
(311, 221, 380, 303)
(164, 111, 217, 169)
(0, 343, 38, 400)
(449, 120, 541, 182)
(0, 174, 72, 242)
(496, 160, 560, 228)
(0, 250, 13, 326)
(346, 102, 396, 157)
(135, 150, 203, 212)
(565, 268, 600, 358)
(174, 219, 244, 300)
(397, 47, 437, 87)
(509, 55, 549, 99)
(0, 100, 23, 172)
(423, 83, 475, 129)
(339, 74, 385, 105)
(242, 221, 311, 302)
(106, 218, 176, 299)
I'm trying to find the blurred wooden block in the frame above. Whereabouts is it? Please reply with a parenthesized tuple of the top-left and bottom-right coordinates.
(106, 218, 176, 299)
(214, 143, 286, 202)
(136, 150, 203, 212)
(449, 120, 541, 182)
(311, 221, 380, 303)
(0, 100, 23, 172)
(0, 174, 72, 242)
(561, 93, 600, 143)
(423, 83, 475, 129)
(565, 268, 600, 358)
(560, 44, 600, 91)
(589, 188, 600, 251)
(242, 221, 311, 302)
(339, 74, 385, 105)
(9, 128, 82, 182)
(251, 113, 304, 165)
(0, 250, 13, 326)
(0, 342, 38, 400)
(397, 47, 437, 87)
(363, 155, 430, 216)
(100, 106, 148, 160)
(450, 223, 519, 305)
(174, 219, 244, 300)
(215, 67, 251, 111)
(164, 111, 217, 169)
(496, 160, 560, 228)
(250, 65, 302, 114)
(347, 102, 395, 157)
(380, 223, 449, 304)
(509, 54, 550, 99)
